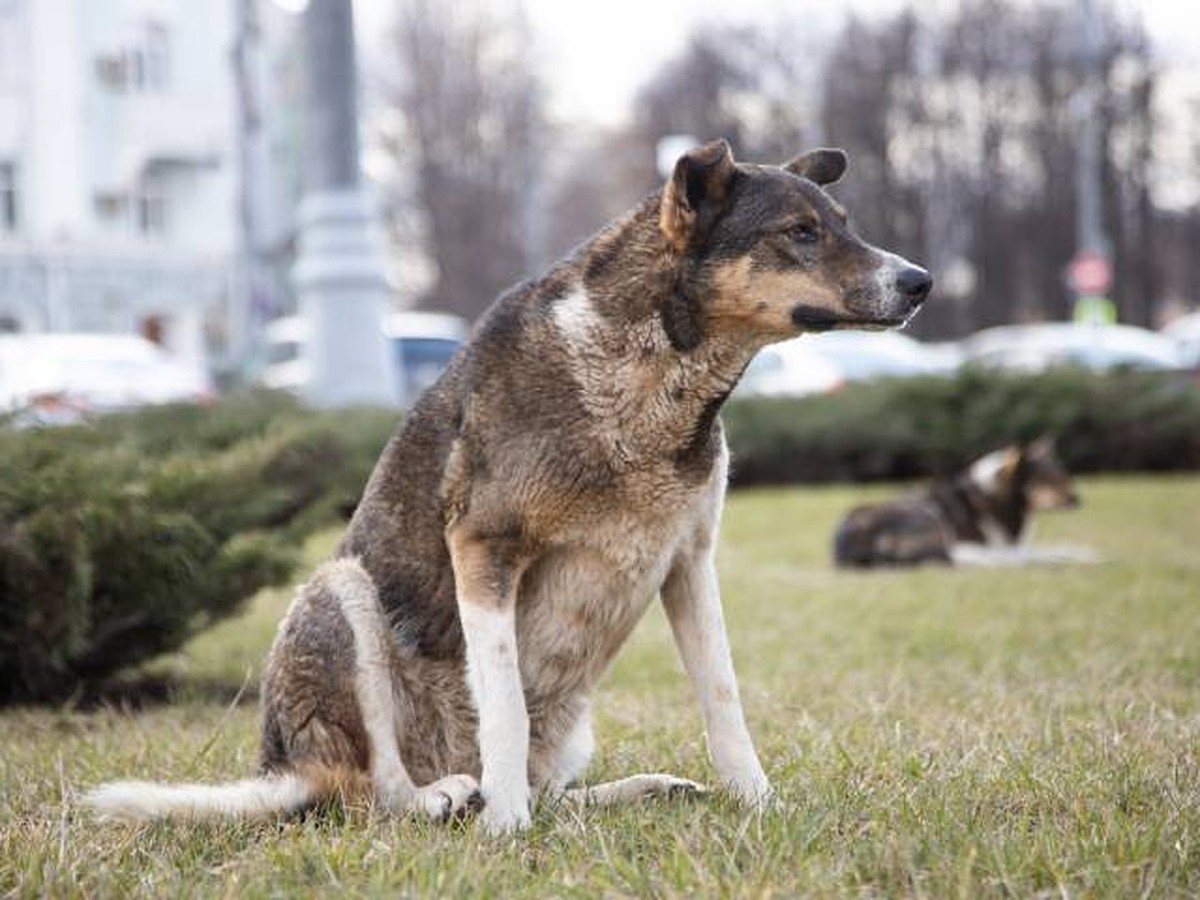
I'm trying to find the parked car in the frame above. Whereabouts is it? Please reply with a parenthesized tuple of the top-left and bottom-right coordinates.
(1162, 311, 1200, 368)
(960, 323, 1182, 373)
(389, 312, 469, 401)
(805, 330, 960, 381)
(0, 333, 213, 425)
(261, 311, 468, 406)
(735, 338, 845, 398)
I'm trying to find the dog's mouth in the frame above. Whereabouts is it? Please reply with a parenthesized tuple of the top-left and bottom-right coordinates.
(789, 304, 906, 332)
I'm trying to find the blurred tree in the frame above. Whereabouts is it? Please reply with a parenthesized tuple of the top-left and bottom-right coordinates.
(821, 0, 1165, 335)
(375, 0, 1196, 332)
(541, 127, 650, 262)
(544, 20, 823, 262)
(633, 23, 817, 175)
(378, 0, 548, 321)
(822, 13, 924, 285)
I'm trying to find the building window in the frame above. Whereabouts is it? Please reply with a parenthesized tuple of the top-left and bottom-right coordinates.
(97, 22, 170, 93)
(141, 23, 169, 90)
(0, 162, 17, 233)
(95, 54, 126, 90)
(94, 191, 130, 233)
(94, 191, 128, 221)
(136, 176, 167, 237)
(0, 9, 18, 93)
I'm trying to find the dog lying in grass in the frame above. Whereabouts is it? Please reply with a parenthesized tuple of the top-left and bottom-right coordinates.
(86, 140, 931, 834)
(833, 437, 1100, 568)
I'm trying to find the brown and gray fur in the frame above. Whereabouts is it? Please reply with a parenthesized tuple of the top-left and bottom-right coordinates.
(833, 437, 1083, 568)
(86, 140, 932, 830)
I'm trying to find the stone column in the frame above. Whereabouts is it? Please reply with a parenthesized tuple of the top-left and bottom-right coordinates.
(293, 0, 395, 406)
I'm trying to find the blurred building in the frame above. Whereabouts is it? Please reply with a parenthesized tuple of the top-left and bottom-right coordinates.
(0, 0, 302, 371)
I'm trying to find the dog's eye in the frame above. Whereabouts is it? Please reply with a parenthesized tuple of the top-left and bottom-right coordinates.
(792, 223, 820, 245)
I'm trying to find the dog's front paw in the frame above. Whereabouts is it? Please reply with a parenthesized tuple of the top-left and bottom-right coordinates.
(478, 795, 531, 835)
(411, 773, 482, 822)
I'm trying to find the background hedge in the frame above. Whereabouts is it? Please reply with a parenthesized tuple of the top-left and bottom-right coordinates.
(0, 392, 395, 704)
(4, 369, 1197, 704)
(724, 367, 1200, 486)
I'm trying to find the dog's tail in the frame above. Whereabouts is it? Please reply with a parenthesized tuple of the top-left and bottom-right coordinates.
(83, 765, 362, 823)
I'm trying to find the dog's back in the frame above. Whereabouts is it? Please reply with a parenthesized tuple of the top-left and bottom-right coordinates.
(833, 496, 953, 567)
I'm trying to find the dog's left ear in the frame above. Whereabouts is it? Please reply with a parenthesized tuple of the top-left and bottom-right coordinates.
(999, 445, 1023, 480)
(784, 148, 848, 186)
(660, 139, 737, 251)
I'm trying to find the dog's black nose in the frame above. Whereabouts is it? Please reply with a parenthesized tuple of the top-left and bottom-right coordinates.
(896, 266, 933, 306)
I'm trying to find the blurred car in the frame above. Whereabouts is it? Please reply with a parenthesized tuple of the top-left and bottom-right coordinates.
(0, 333, 213, 425)
(260, 315, 309, 393)
(390, 312, 469, 401)
(805, 330, 960, 381)
(261, 311, 468, 406)
(1162, 311, 1200, 368)
(735, 338, 845, 398)
(961, 323, 1183, 373)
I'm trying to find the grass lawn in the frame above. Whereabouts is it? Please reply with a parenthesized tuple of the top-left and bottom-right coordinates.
(2, 476, 1199, 898)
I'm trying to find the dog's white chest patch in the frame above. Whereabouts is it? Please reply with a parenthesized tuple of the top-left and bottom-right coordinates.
(553, 288, 601, 349)
(969, 449, 1010, 494)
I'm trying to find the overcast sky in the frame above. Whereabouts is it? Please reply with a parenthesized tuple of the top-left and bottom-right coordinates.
(344, 0, 1200, 126)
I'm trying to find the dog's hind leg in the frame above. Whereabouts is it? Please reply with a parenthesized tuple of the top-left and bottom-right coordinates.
(539, 706, 705, 809)
(268, 559, 479, 821)
(563, 774, 707, 808)
(542, 704, 595, 791)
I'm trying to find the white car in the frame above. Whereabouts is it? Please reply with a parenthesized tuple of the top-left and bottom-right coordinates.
(805, 330, 960, 381)
(261, 311, 468, 406)
(961, 323, 1182, 373)
(1162, 311, 1200, 368)
(736, 338, 845, 398)
(0, 333, 213, 424)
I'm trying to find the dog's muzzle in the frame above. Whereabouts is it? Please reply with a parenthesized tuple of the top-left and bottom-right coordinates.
(789, 259, 934, 331)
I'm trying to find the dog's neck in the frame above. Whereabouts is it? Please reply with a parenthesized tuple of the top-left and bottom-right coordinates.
(552, 196, 762, 474)
(954, 462, 1032, 545)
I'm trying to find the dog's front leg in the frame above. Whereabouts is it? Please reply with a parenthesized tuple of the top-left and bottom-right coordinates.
(662, 552, 772, 808)
(448, 529, 531, 835)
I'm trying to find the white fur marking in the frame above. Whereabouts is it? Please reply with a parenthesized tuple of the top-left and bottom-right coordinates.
(969, 448, 1011, 496)
(326, 558, 415, 807)
(84, 773, 314, 822)
(458, 600, 531, 833)
(964, 450, 1020, 546)
(552, 288, 598, 349)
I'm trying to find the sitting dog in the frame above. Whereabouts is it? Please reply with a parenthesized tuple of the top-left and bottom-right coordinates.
(86, 140, 931, 834)
(833, 437, 1096, 568)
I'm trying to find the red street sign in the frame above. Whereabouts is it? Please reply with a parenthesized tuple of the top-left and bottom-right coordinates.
(1067, 251, 1112, 296)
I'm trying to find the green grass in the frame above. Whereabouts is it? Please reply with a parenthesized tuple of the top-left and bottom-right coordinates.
(3, 476, 1199, 898)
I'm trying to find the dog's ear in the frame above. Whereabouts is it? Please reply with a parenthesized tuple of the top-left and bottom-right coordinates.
(784, 148, 848, 186)
(999, 445, 1023, 480)
(660, 139, 737, 251)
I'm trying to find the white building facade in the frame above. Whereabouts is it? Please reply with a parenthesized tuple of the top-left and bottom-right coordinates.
(0, 0, 301, 369)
